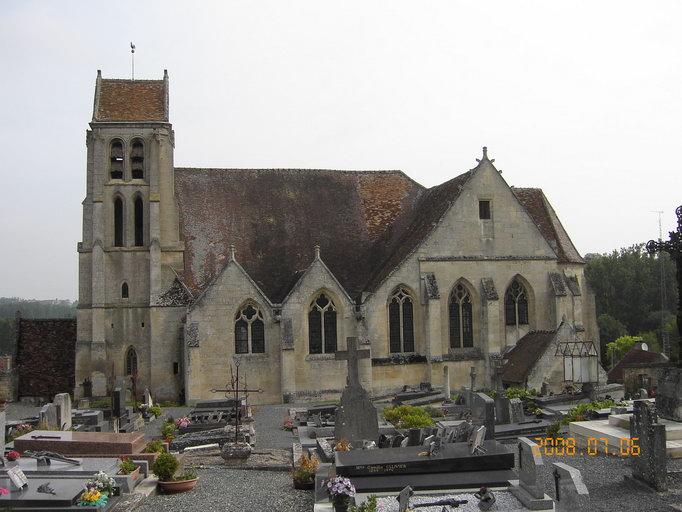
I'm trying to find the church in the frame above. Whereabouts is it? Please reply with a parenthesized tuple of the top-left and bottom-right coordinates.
(75, 71, 600, 404)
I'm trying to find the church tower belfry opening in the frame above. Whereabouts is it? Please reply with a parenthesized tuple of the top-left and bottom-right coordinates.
(76, 70, 185, 401)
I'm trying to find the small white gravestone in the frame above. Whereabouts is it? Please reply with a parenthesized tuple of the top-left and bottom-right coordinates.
(469, 425, 486, 455)
(54, 393, 72, 430)
(144, 388, 153, 408)
(7, 466, 28, 490)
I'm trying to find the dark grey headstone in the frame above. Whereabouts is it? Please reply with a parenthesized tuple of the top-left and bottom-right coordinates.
(630, 400, 668, 491)
(509, 398, 524, 424)
(553, 462, 589, 511)
(472, 392, 495, 439)
(408, 428, 421, 446)
(112, 388, 125, 418)
(494, 396, 510, 424)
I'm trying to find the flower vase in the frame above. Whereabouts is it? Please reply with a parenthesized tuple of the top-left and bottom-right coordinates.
(332, 497, 350, 512)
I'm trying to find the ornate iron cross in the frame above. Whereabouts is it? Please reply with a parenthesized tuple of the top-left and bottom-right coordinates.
(211, 357, 262, 441)
(646, 205, 682, 365)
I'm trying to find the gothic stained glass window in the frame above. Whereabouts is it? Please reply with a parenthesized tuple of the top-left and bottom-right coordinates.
(389, 287, 415, 353)
(309, 293, 337, 354)
(234, 303, 265, 354)
(505, 279, 529, 327)
(449, 283, 473, 348)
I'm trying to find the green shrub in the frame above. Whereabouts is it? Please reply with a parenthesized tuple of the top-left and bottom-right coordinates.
(161, 422, 176, 440)
(151, 452, 179, 482)
(144, 440, 165, 453)
(175, 470, 197, 481)
(118, 457, 137, 475)
(382, 405, 435, 428)
(350, 495, 378, 512)
(148, 405, 162, 418)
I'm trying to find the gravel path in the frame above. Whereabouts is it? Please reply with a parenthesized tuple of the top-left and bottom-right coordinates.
(134, 468, 312, 512)
(252, 403, 297, 449)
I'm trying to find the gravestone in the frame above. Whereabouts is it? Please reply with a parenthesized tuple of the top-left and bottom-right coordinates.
(39, 403, 58, 430)
(466, 366, 477, 405)
(397, 486, 413, 512)
(443, 366, 451, 402)
(471, 392, 495, 439)
(392, 434, 405, 448)
(334, 337, 379, 447)
(630, 399, 668, 491)
(469, 426, 486, 454)
(53, 393, 72, 431)
(509, 437, 553, 509)
(509, 398, 524, 424)
(553, 462, 589, 511)
(91, 371, 107, 397)
(407, 428, 421, 447)
(112, 388, 125, 419)
(494, 396, 510, 425)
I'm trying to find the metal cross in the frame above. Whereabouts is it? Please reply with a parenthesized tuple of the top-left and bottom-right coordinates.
(335, 337, 370, 387)
(646, 205, 682, 365)
(211, 357, 262, 442)
(470, 366, 477, 392)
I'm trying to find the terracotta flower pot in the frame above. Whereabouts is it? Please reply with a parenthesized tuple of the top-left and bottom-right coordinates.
(158, 478, 198, 494)
(119, 466, 141, 481)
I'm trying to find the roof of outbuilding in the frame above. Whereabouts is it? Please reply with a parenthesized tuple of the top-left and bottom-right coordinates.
(607, 346, 669, 384)
(93, 73, 168, 122)
(501, 330, 557, 384)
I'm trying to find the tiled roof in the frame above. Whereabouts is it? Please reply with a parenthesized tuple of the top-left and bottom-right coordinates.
(607, 347, 668, 384)
(93, 72, 168, 122)
(512, 188, 584, 264)
(174, 168, 426, 302)
(501, 330, 557, 384)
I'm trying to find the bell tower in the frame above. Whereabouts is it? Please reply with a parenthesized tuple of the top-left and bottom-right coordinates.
(76, 70, 184, 399)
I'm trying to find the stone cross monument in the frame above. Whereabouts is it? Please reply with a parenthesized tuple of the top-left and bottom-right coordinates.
(334, 337, 379, 447)
(646, 205, 682, 420)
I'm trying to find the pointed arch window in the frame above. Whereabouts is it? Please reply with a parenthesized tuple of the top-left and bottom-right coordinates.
(389, 287, 415, 353)
(110, 140, 124, 179)
(309, 293, 337, 354)
(449, 283, 473, 348)
(505, 278, 529, 326)
(130, 139, 144, 180)
(134, 196, 144, 247)
(114, 197, 124, 247)
(121, 282, 129, 299)
(125, 346, 138, 376)
(234, 303, 265, 354)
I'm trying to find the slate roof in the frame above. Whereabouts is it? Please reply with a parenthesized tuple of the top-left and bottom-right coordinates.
(501, 330, 557, 384)
(607, 346, 669, 384)
(93, 72, 168, 122)
(512, 188, 584, 264)
(174, 164, 586, 303)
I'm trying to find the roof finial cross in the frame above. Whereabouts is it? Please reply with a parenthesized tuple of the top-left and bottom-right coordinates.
(476, 146, 494, 164)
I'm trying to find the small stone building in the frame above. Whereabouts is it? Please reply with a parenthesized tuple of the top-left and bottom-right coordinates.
(75, 70, 601, 404)
(607, 343, 669, 396)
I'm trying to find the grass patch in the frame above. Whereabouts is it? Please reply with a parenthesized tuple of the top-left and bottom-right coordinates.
(382, 405, 435, 429)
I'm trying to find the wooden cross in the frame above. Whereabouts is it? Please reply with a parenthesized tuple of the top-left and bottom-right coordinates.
(335, 337, 370, 388)
(210, 357, 262, 441)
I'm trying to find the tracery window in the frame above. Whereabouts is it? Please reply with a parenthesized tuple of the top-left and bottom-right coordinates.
(234, 303, 265, 354)
(449, 283, 473, 348)
(125, 346, 138, 376)
(505, 278, 529, 326)
(389, 287, 415, 353)
(308, 293, 337, 354)
(110, 140, 124, 179)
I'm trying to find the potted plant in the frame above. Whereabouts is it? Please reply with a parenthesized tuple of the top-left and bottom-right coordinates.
(144, 440, 166, 453)
(326, 475, 356, 512)
(292, 454, 319, 490)
(161, 421, 176, 443)
(78, 471, 117, 506)
(152, 452, 198, 494)
(118, 457, 140, 479)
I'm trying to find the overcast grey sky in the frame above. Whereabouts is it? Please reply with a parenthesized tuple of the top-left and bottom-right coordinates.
(1, 1, 680, 300)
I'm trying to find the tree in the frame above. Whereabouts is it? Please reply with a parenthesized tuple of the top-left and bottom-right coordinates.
(597, 313, 627, 344)
(605, 335, 641, 368)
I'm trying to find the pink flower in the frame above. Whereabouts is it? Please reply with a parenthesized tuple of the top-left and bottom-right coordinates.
(0, 488, 9, 495)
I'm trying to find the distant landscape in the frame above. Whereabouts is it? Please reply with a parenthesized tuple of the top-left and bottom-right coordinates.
(0, 243, 677, 363)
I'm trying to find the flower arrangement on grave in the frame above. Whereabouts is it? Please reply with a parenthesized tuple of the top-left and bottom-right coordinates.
(8, 423, 33, 441)
(161, 419, 177, 442)
(144, 440, 165, 453)
(292, 453, 319, 488)
(334, 439, 352, 452)
(118, 457, 137, 475)
(78, 488, 108, 507)
(87, 471, 117, 495)
(0, 488, 8, 496)
(175, 416, 191, 429)
(6, 450, 20, 461)
(281, 416, 294, 431)
(326, 476, 356, 512)
(151, 452, 180, 482)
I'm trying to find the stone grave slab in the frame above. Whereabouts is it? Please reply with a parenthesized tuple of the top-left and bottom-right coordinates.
(0, 476, 120, 510)
(374, 490, 528, 511)
(14, 430, 146, 456)
(335, 440, 513, 477)
(0, 457, 119, 478)
(347, 468, 518, 493)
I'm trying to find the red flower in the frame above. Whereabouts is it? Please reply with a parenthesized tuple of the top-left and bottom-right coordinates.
(6, 450, 20, 461)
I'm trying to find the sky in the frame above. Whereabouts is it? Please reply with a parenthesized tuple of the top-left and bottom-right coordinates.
(0, 1, 680, 300)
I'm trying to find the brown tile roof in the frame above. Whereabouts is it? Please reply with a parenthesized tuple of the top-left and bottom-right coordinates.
(607, 347, 669, 384)
(93, 72, 168, 122)
(501, 330, 557, 384)
(174, 168, 427, 302)
(512, 188, 584, 264)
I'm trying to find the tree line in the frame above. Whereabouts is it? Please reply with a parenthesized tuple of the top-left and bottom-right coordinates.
(584, 244, 679, 363)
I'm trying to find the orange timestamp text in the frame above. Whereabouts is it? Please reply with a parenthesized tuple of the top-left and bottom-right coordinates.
(532, 437, 640, 457)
